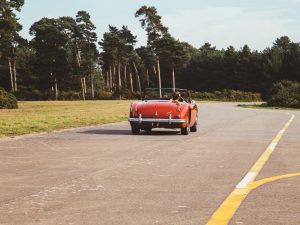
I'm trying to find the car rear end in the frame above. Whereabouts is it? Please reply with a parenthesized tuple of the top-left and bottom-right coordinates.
(128, 100, 189, 133)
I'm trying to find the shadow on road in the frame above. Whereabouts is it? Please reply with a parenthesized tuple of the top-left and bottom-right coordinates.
(79, 129, 132, 135)
(146, 130, 180, 135)
(78, 129, 180, 136)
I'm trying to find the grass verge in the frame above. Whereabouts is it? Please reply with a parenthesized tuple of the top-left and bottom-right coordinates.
(0, 100, 131, 138)
(238, 103, 300, 110)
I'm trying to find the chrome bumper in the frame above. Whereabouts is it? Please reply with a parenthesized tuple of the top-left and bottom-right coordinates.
(128, 115, 186, 124)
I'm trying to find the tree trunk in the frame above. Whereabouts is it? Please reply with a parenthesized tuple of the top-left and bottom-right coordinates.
(146, 69, 150, 87)
(113, 65, 116, 90)
(137, 75, 141, 95)
(106, 72, 110, 89)
(152, 64, 157, 77)
(118, 61, 121, 92)
(8, 57, 14, 92)
(81, 77, 86, 101)
(13, 57, 17, 92)
(76, 48, 86, 101)
(172, 63, 176, 92)
(156, 56, 162, 98)
(129, 71, 133, 93)
(89, 56, 94, 99)
(90, 72, 94, 99)
(109, 64, 113, 90)
(87, 41, 94, 99)
(133, 62, 141, 95)
(54, 76, 58, 101)
(76, 50, 81, 67)
(50, 72, 54, 93)
(83, 76, 87, 95)
(80, 73, 86, 101)
(124, 64, 127, 87)
(99, 68, 104, 86)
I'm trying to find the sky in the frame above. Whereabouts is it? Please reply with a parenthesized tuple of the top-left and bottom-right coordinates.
(18, 0, 300, 51)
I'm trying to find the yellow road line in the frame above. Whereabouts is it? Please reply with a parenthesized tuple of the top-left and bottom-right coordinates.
(250, 115, 295, 175)
(206, 114, 295, 225)
(251, 172, 300, 190)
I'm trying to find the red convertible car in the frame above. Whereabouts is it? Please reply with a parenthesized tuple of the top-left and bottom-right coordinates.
(128, 88, 198, 135)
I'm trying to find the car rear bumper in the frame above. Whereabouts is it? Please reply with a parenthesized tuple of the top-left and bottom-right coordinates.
(128, 117, 186, 124)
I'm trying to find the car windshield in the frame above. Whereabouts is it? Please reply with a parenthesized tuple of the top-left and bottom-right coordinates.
(143, 88, 189, 101)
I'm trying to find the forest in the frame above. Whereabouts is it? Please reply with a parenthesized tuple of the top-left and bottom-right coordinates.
(1, 1, 300, 103)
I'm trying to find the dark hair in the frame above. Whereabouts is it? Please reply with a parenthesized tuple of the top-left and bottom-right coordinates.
(172, 91, 180, 100)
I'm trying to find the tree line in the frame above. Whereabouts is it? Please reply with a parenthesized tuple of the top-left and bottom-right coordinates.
(1, 1, 300, 100)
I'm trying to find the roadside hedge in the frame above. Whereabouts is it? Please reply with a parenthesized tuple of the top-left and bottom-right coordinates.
(192, 90, 262, 102)
(0, 87, 18, 109)
(267, 80, 300, 108)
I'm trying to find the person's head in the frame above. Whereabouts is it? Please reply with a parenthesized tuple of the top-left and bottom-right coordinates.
(172, 91, 180, 100)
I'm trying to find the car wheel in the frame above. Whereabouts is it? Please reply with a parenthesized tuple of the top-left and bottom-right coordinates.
(190, 120, 197, 132)
(144, 127, 152, 134)
(131, 126, 140, 135)
(181, 122, 190, 135)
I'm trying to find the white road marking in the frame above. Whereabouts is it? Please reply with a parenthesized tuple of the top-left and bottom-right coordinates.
(268, 142, 277, 150)
(236, 172, 257, 189)
(178, 205, 190, 208)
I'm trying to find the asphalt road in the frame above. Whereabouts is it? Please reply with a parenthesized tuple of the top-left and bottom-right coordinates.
(0, 103, 299, 225)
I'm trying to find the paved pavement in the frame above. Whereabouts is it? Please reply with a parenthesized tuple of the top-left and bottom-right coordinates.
(0, 103, 299, 225)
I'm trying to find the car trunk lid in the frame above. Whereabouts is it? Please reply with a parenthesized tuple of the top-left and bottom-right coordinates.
(136, 100, 182, 118)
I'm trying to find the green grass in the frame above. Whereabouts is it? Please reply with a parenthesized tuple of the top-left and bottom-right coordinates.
(238, 103, 300, 110)
(0, 100, 132, 137)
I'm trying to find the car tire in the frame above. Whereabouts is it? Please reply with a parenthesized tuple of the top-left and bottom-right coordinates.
(190, 120, 197, 132)
(131, 126, 140, 135)
(181, 122, 190, 135)
(144, 127, 152, 134)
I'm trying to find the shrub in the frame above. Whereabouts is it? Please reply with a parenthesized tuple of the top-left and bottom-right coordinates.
(95, 91, 114, 100)
(191, 90, 261, 102)
(59, 91, 81, 101)
(221, 90, 261, 102)
(118, 89, 134, 99)
(0, 87, 18, 109)
(110, 88, 142, 100)
(267, 80, 300, 107)
(131, 91, 142, 100)
(16, 89, 49, 100)
(191, 91, 215, 99)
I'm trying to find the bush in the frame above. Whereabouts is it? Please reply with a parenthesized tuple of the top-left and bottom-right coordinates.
(16, 89, 49, 101)
(59, 91, 81, 101)
(0, 87, 18, 109)
(221, 90, 261, 102)
(118, 90, 141, 100)
(192, 91, 215, 100)
(116, 89, 133, 100)
(95, 91, 114, 100)
(191, 89, 261, 102)
(267, 80, 300, 107)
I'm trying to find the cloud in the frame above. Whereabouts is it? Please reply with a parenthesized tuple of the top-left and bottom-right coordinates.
(163, 7, 300, 50)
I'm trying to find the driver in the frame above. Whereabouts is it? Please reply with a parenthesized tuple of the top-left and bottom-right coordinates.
(172, 91, 181, 102)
